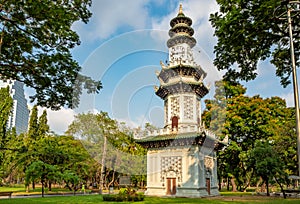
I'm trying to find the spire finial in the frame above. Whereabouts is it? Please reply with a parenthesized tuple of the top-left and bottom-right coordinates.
(179, 4, 183, 14)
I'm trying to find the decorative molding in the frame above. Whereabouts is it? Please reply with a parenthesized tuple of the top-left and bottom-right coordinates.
(204, 156, 214, 170)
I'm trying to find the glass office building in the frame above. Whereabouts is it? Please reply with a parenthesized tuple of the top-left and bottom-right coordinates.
(0, 79, 30, 135)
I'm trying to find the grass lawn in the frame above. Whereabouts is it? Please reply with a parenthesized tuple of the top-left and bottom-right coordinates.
(0, 194, 300, 204)
(0, 185, 93, 195)
(1, 186, 300, 203)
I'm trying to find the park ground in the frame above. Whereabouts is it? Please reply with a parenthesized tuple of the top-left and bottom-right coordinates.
(1, 186, 300, 204)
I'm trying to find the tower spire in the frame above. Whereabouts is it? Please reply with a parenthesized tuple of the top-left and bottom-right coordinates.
(179, 4, 183, 15)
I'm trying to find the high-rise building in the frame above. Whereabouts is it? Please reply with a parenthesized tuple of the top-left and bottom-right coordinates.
(0, 79, 29, 135)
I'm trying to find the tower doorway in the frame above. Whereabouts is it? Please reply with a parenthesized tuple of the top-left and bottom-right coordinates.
(171, 116, 178, 132)
(206, 178, 211, 195)
(166, 178, 176, 195)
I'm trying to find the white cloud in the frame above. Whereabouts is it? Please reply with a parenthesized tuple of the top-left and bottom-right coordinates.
(38, 107, 75, 135)
(74, 0, 151, 41)
(280, 92, 295, 107)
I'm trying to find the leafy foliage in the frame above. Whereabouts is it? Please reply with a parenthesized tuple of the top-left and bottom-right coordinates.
(0, 0, 102, 109)
(0, 87, 13, 143)
(210, 0, 300, 87)
(25, 161, 60, 197)
(67, 112, 147, 190)
(203, 80, 296, 191)
(0, 87, 13, 184)
(248, 141, 287, 197)
(103, 187, 145, 202)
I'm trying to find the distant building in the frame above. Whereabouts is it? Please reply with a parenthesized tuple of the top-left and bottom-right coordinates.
(0, 79, 29, 135)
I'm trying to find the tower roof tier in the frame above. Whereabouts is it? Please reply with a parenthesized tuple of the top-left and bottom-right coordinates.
(169, 23, 194, 37)
(155, 82, 209, 99)
(167, 4, 196, 48)
(170, 15, 192, 27)
(157, 65, 207, 83)
(167, 34, 196, 48)
(137, 131, 225, 150)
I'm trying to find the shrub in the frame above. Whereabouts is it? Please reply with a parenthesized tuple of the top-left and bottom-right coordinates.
(102, 187, 145, 202)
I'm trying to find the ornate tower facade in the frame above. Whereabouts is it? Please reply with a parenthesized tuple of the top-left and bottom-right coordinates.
(137, 5, 221, 198)
(155, 5, 209, 134)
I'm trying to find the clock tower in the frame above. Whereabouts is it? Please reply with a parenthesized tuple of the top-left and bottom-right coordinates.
(137, 4, 222, 198)
(155, 4, 209, 134)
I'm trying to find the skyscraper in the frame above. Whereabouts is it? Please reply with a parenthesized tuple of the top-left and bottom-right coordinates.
(0, 79, 29, 135)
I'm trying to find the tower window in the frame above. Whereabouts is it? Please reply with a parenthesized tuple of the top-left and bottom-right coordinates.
(171, 116, 179, 131)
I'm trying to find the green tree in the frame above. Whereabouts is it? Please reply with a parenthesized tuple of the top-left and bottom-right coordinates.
(0, 0, 102, 109)
(249, 141, 288, 198)
(0, 87, 13, 146)
(67, 112, 146, 191)
(25, 160, 60, 197)
(27, 105, 39, 142)
(210, 0, 299, 87)
(0, 87, 13, 184)
(203, 81, 292, 191)
(37, 110, 49, 137)
(272, 107, 298, 175)
(43, 135, 91, 191)
(61, 170, 81, 194)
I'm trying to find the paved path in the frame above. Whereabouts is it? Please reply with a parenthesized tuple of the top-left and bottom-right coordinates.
(1, 192, 101, 199)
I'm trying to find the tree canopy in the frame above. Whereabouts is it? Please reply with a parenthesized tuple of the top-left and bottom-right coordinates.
(203, 80, 296, 192)
(0, 87, 13, 142)
(67, 112, 147, 191)
(248, 141, 287, 197)
(0, 0, 102, 110)
(210, 0, 300, 87)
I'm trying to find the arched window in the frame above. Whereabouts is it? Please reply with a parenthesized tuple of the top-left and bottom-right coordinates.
(171, 116, 178, 131)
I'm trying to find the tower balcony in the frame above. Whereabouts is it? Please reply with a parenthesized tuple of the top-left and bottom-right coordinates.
(157, 64, 207, 83)
(167, 35, 196, 48)
(155, 82, 209, 100)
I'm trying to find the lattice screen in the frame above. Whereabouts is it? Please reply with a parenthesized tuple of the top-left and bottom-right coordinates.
(161, 156, 182, 183)
(165, 100, 168, 124)
(183, 96, 194, 120)
(170, 96, 180, 117)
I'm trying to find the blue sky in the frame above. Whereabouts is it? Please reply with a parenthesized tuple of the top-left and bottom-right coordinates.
(38, 0, 298, 134)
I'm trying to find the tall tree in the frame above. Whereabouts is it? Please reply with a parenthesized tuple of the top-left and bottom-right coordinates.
(67, 112, 146, 191)
(0, 87, 13, 184)
(210, 0, 300, 86)
(37, 110, 49, 137)
(272, 107, 298, 175)
(0, 0, 102, 109)
(25, 160, 60, 197)
(249, 141, 287, 198)
(0, 87, 13, 147)
(27, 105, 39, 142)
(203, 81, 293, 191)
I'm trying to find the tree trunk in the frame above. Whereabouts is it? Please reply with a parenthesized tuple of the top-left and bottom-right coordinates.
(227, 177, 230, 191)
(274, 177, 286, 199)
(242, 171, 253, 192)
(32, 181, 35, 190)
(266, 177, 270, 196)
(218, 178, 222, 191)
(41, 181, 44, 198)
(99, 136, 107, 194)
(260, 181, 266, 192)
(108, 171, 115, 189)
(49, 181, 52, 191)
(231, 177, 237, 192)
